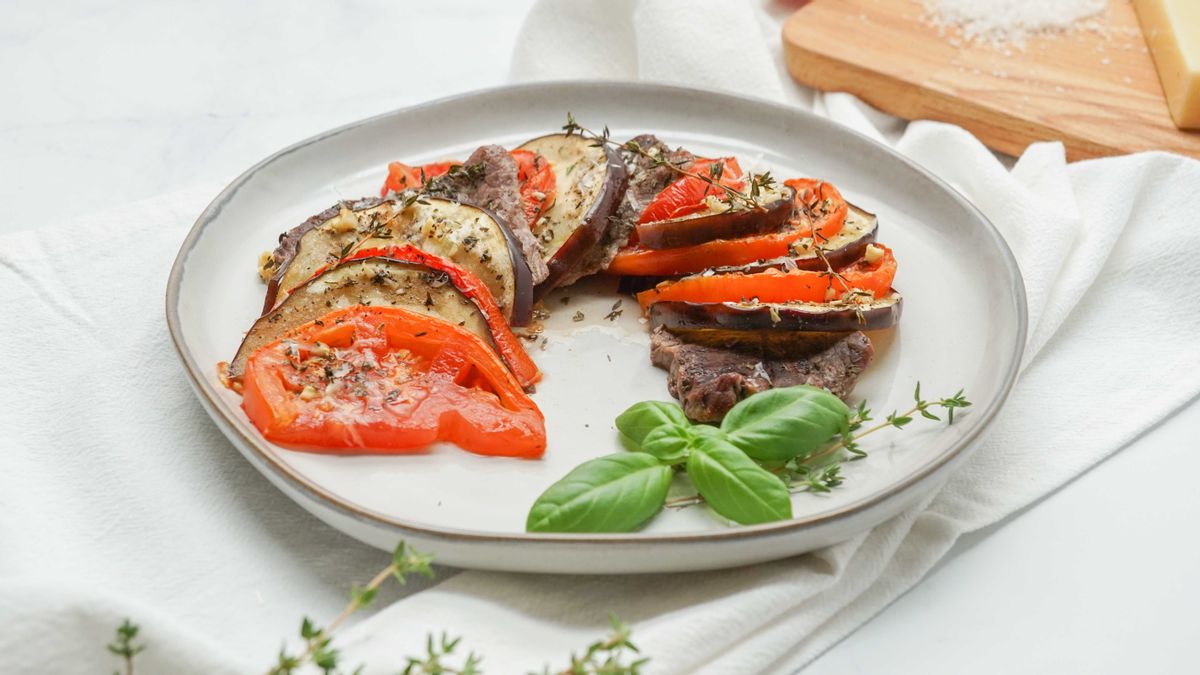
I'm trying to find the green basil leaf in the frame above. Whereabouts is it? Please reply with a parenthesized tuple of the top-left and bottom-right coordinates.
(615, 400, 690, 449)
(526, 454, 672, 533)
(640, 425, 692, 463)
(687, 435, 792, 525)
(721, 385, 849, 461)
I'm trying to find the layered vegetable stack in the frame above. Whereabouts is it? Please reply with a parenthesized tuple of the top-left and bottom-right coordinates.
(606, 137, 901, 423)
(223, 123, 901, 457)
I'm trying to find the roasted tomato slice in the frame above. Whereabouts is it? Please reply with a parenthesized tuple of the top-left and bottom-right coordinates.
(609, 175, 849, 276)
(380, 162, 419, 197)
(343, 245, 542, 389)
(784, 178, 848, 241)
(636, 244, 897, 310)
(608, 224, 808, 276)
(511, 149, 557, 226)
(381, 152, 554, 225)
(242, 306, 546, 457)
(417, 161, 458, 180)
(378, 161, 461, 197)
(638, 157, 744, 225)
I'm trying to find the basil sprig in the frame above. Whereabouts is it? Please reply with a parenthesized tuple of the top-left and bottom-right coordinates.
(526, 454, 673, 533)
(527, 385, 849, 533)
(721, 387, 850, 461)
(687, 433, 792, 525)
(615, 401, 690, 448)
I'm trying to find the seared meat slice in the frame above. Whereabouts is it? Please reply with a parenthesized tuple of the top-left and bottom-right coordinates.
(649, 327, 874, 422)
(556, 134, 694, 286)
(620, 134, 695, 222)
(425, 145, 549, 285)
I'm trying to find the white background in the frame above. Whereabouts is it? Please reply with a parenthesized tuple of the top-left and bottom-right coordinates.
(3, 1, 1196, 672)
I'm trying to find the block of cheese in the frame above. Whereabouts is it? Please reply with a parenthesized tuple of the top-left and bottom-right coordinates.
(1133, 0, 1200, 130)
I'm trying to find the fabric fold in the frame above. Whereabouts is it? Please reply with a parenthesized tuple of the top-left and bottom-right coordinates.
(4, 0, 1200, 673)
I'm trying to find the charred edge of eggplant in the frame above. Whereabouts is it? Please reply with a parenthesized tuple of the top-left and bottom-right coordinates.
(616, 274, 670, 295)
(533, 143, 629, 300)
(648, 292, 903, 334)
(654, 327, 859, 360)
(636, 185, 796, 250)
(711, 221, 878, 275)
(233, 256, 467, 379)
(468, 199, 535, 327)
(258, 194, 534, 328)
(261, 196, 386, 315)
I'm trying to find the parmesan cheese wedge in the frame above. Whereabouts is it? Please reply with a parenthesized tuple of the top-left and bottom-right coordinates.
(1133, 0, 1200, 130)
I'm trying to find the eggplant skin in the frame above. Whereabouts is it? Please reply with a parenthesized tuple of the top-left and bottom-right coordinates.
(261, 197, 382, 315)
(647, 328, 862, 359)
(648, 291, 903, 334)
(260, 195, 534, 327)
(614, 202, 878, 294)
(636, 186, 795, 250)
(517, 134, 628, 297)
(231, 256, 493, 379)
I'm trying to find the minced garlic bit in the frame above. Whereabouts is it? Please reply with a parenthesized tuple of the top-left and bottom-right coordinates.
(864, 243, 884, 264)
(299, 385, 320, 401)
(703, 195, 731, 212)
(216, 361, 242, 393)
(257, 251, 276, 282)
(768, 305, 782, 324)
(323, 207, 359, 234)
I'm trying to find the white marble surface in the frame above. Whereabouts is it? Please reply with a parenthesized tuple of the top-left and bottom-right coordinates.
(2, 1, 1196, 672)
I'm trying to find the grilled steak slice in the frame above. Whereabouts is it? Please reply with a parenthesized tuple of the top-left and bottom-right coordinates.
(621, 134, 695, 222)
(649, 327, 874, 422)
(425, 145, 549, 285)
(556, 134, 694, 286)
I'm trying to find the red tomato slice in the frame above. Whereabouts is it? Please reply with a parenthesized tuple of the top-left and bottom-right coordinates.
(636, 244, 897, 310)
(342, 245, 542, 389)
(511, 149, 557, 225)
(784, 178, 848, 241)
(379, 162, 420, 197)
(609, 175, 850, 276)
(638, 157, 744, 225)
(378, 161, 461, 197)
(417, 161, 457, 180)
(242, 306, 546, 458)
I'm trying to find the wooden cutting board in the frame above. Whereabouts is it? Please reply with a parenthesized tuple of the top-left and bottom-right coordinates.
(782, 0, 1200, 160)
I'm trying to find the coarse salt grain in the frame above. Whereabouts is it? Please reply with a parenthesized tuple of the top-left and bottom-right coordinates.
(922, 0, 1109, 49)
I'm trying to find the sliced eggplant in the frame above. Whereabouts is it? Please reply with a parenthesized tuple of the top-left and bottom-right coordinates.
(231, 256, 492, 379)
(649, 290, 903, 336)
(649, 328, 861, 359)
(716, 202, 878, 274)
(636, 185, 795, 250)
(261, 196, 534, 325)
(615, 201, 878, 294)
(516, 133, 628, 295)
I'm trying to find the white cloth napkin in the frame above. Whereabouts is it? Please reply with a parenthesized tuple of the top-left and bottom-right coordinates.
(2, 1, 1199, 674)
(331, 1, 1200, 673)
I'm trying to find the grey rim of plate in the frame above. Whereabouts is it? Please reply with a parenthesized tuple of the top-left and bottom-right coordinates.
(166, 81, 1027, 558)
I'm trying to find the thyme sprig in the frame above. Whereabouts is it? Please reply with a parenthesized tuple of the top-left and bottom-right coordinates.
(269, 542, 435, 675)
(662, 384, 972, 510)
(108, 619, 145, 675)
(562, 113, 774, 213)
(543, 615, 646, 675)
(110, 542, 645, 675)
(334, 190, 429, 265)
(403, 633, 483, 675)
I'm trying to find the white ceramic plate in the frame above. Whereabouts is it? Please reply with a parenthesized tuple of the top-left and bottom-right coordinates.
(167, 82, 1025, 574)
